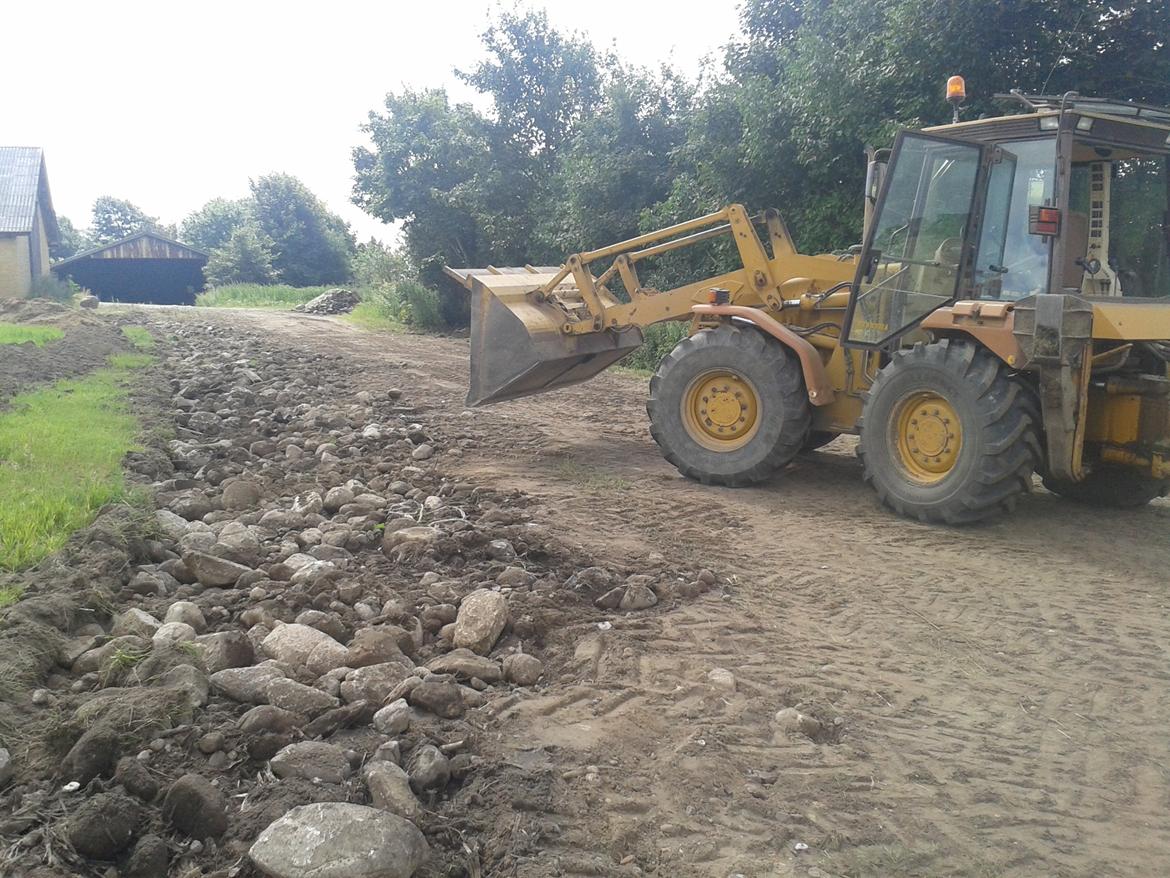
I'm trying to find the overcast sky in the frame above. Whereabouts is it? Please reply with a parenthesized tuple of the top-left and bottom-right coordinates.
(2, 1, 743, 243)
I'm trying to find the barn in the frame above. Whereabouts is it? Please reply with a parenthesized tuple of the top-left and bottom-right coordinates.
(0, 147, 59, 298)
(52, 231, 208, 305)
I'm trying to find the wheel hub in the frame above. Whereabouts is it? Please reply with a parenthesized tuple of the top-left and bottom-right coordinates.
(682, 370, 760, 451)
(894, 392, 962, 483)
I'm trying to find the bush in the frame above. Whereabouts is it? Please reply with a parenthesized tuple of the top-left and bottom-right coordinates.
(398, 280, 445, 330)
(196, 284, 333, 309)
(620, 321, 688, 373)
(29, 274, 82, 303)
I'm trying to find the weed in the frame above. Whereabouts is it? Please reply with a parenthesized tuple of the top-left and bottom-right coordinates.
(620, 322, 688, 373)
(0, 584, 21, 609)
(108, 353, 153, 370)
(121, 326, 155, 350)
(554, 459, 632, 491)
(348, 280, 443, 331)
(196, 283, 334, 309)
(0, 324, 64, 347)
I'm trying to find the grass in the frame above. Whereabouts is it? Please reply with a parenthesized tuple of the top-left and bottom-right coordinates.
(346, 302, 405, 332)
(0, 324, 64, 347)
(0, 353, 150, 587)
(195, 283, 334, 309)
(121, 326, 155, 350)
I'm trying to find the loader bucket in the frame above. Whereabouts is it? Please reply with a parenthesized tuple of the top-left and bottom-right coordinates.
(466, 273, 643, 406)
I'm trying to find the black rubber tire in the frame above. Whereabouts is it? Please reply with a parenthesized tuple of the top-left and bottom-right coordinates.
(858, 340, 1042, 524)
(647, 324, 811, 486)
(1043, 467, 1169, 508)
(802, 430, 841, 452)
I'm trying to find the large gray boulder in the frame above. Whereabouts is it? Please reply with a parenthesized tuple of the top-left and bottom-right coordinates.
(249, 802, 427, 878)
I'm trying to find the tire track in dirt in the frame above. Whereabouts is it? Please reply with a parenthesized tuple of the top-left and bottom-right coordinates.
(170, 309, 1170, 877)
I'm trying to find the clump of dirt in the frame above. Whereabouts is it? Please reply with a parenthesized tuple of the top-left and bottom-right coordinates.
(0, 316, 719, 878)
(0, 300, 132, 406)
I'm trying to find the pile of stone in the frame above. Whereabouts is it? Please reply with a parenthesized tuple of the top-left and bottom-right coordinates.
(0, 320, 718, 878)
(293, 288, 361, 315)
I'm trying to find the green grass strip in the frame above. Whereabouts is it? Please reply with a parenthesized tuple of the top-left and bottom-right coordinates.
(122, 326, 155, 350)
(0, 324, 64, 347)
(0, 356, 149, 581)
(195, 283, 333, 309)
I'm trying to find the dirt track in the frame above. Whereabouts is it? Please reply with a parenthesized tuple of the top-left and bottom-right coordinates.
(165, 308, 1170, 877)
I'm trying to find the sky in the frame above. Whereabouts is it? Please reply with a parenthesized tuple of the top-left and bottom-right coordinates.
(2, 1, 743, 244)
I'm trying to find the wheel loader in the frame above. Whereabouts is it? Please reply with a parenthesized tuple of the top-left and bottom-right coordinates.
(446, 85, 1170, 523)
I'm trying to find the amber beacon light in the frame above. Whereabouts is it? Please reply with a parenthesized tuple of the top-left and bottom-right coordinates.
(946, 75, 966, 122)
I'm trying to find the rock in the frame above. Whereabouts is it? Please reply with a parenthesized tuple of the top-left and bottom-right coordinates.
(115, 756, 160, 803)
(294, 608, 349, 642)
(411, 444, 434, 461)
(566, 566, 615, 591)
(214, 521, 264, 566)
(210, 664, 287, 703)
(184, 551, 252, 587)
(426, 649, 502, 683)
(165, 601, 206, 631)
(267, 677, 340, 717)
(125, 570, 164, 595)
(66, 791, 141, 858)
(112, 608, 162, 638)
(195, 630, 254, 673)
(382, 526, 439, 556)
(372, 740, 401, 766)
(485, 539, 516, 562)
(372, 699, 411, 735)
(152, 621, 197, 647)
(222, 479, 263, 510)
(772, 707, 824, 740)
(347, 626, 412, 666)
(293, 288, 362, 315)
(619, 583, 658, 611)
(270, 742, 352, 784)
(406, 744, 450, 793)
(249, 802, 428, 878)
(198, 731, 225, 754)
(172, 491, 214, 519)
(496, 566, 534, 588)
(593, 586, 626, 610)
(323, 485, 355, 512)
(502, 653, 544, 686)
(306, 638, 352, 675)
(408, 681, 464, 718)
(124, 833, 168, 878)
(78, 293, 100, 309)
(340, 662, 412, 705)
(293, 491, 324, 515)
(452, 589, 507, 655)
(239, 704, 302, 735)
(163, 773, 229, 839)
(364, 761, 422, 822)
(154, 509, 191, 541)
(707, 667, 736, 692)
(0, 746, 13, 788)
(302, 700, 371, 738)
(262, 623, 341, 668)
(158, 664, 210, 708)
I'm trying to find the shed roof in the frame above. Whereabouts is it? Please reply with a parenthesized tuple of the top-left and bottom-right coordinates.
(0, 147, 57, 236)
(54, 231, 209, 269)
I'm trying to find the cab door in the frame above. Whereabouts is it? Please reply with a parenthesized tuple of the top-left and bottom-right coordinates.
(842, 131, 1007, 348)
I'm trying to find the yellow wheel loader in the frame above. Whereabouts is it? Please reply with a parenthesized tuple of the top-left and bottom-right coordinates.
(447, 87, 1170, 523)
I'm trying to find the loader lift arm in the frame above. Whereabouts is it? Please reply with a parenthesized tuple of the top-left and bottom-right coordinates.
(445, 204, 857, 406)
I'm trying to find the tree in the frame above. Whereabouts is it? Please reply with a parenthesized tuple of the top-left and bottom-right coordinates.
(50, 215, 88, 261)
(88, 196, 160, 245)
(456, 8, 601, 161)
(180, 198, 252, 252)
(250, 174, 354, 286)
(204, 225, 279, 286)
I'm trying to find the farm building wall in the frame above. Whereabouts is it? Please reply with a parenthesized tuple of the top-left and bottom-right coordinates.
(0, 233, 33, 298)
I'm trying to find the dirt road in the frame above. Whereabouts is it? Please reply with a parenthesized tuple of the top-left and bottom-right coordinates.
(183, 308, 1170, 877)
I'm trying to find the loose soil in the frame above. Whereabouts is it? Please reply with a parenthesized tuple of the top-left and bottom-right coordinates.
(3, 305, 1169, 878)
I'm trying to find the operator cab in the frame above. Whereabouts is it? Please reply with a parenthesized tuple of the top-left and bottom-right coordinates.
(844, 91, 1170, 348)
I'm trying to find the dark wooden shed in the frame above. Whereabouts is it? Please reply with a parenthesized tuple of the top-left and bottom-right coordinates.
(52, 231, 208, 305)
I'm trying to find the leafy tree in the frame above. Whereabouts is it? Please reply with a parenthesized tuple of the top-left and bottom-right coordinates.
(180, 198, 252, 252)
(50, 215, 88, 261)
(204, 225, 279, 286)
(351, 238, 413, 288)
(456, 8, 601, 161)
(88, 196, 160, 245)
(250, 174, 354, 286)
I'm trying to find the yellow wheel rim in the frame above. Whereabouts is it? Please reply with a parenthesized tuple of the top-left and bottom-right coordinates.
(682, 370, 761, 452)
(892, 391, 963, 484)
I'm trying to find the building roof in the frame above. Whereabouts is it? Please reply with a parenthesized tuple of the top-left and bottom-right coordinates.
(0, 147, 57, 236)
(53, 230, 209, 269)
